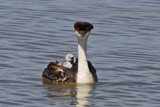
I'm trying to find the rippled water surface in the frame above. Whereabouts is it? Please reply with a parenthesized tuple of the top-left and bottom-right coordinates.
(0, 0, 160, 106)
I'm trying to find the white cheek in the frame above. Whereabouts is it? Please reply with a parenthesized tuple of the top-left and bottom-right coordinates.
(85, 31, 90, 36)
(75, 31, 82, 37)
(75, 31, 91, 38)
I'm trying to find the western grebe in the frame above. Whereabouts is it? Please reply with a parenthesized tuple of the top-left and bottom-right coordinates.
(42, 22, 98, 83)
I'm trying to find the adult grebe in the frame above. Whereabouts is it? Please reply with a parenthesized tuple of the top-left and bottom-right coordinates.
(42, 22, 98, 83)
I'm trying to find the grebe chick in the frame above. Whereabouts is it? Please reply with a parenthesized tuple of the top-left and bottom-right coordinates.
(58, 53, 76, 68)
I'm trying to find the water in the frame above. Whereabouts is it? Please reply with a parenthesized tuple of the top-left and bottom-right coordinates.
(0, 0, 160, 106)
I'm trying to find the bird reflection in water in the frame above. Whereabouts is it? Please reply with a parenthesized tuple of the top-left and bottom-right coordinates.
(42, 78, 97, 106)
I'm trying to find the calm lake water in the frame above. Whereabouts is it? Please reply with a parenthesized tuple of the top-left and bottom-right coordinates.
(0, 0, 160, 106)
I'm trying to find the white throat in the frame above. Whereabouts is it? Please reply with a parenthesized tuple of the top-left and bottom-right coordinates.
(76, 31, 94, 83)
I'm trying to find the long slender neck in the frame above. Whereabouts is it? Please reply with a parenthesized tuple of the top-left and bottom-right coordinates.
(78, 37, 89, 73)
(77, 36, 94, 83)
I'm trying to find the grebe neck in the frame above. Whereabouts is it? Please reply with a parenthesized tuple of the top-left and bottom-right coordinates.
(77, 37, 94, 83)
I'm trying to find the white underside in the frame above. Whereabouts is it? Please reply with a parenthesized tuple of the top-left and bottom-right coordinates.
(76, 32, 94, 83)
(77, 71, 94, 83)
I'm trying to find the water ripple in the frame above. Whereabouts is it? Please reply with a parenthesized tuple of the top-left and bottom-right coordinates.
(0, 0, 160, 107)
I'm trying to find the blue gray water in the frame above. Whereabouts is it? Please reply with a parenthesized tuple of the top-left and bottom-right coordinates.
(0, 0, 160, 106)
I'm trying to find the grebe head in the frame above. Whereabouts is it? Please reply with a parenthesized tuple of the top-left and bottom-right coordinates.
(74, 22, 94, 39)
(65, 53, 76, 66)
(65, 54, 76, 63)
(65, 53, 74, 62)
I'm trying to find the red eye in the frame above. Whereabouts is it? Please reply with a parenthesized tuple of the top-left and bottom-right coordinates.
(85, 30, 88, 33)
(78, 30, 80, 33)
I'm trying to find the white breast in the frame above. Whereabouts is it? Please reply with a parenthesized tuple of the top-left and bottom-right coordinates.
(62, 61, 72, 68)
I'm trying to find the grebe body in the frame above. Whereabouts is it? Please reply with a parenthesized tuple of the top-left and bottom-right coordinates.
(42, 22, 98, 83)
